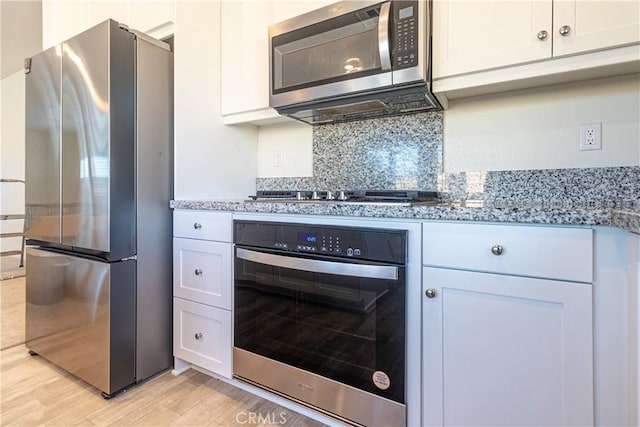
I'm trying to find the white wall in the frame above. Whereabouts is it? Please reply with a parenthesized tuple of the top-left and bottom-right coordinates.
(1, 0, 42, 79)
(443, 74, 640, 172)
(258, 122, 312, 177)
(173, 0, 258, 199)
(256, 74, 640, 177)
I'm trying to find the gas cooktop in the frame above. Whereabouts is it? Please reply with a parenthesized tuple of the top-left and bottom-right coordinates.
(246, 190, 441, 207)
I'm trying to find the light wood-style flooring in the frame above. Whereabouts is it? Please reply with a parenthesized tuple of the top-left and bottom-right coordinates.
(0, 277, 25, 350)
(0, 344, 327, 426)
(0, 275, 327, 426)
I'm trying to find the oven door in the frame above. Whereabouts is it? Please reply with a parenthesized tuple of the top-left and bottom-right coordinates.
(233, 246, 405, 404)
(269, 0, 393, 108)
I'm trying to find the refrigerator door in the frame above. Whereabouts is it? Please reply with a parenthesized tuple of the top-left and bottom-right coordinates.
(25, 247, 136, 395)
(61, 20, 135, 259)
(24, 47, 61, 244)
(134, 37, 174, 380)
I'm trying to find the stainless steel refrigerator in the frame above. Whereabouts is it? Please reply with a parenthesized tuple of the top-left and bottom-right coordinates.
(23, 19, 173, 398)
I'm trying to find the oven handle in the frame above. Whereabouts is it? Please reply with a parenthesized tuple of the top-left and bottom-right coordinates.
(378, 2, 392, 71)
(236, 248, 399, 281)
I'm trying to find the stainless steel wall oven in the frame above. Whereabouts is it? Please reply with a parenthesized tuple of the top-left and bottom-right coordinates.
(233, 220, 407, 426)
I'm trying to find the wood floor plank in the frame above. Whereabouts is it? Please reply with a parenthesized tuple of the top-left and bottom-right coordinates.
(1, 346, 330, 427)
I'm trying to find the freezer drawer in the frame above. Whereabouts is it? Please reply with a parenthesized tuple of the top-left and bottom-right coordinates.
(25, 247, 136, 395)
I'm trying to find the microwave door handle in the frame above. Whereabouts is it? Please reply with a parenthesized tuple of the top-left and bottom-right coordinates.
(236, 247, 399, 281)
(378, 1, 392, 71)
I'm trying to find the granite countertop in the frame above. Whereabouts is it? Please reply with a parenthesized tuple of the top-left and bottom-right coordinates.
(170, 200, 640, 234)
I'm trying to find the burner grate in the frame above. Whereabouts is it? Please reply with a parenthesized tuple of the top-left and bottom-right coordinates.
(248, 190, 441, 205)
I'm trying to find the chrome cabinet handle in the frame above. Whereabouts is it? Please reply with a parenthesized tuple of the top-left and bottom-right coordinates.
(236, 247, 398, 280)
(193, 222, 202, 230)
(559, 25, 571, 36)
(537, 30, 548, 40)
(425, 289, 437, 299)
(378, 2, 392, 71)
(194, 268, 203, 276)
(491, 244, 504, 256)
(194, 332, 203, 340)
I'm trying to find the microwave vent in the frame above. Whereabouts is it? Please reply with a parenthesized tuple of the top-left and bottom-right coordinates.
(318, 100, 388, 117)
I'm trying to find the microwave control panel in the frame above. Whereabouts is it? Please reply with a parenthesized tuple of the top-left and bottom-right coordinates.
(393, 1, 418, 70)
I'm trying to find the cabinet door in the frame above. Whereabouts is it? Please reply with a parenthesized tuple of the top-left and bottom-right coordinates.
(129, 0, 174, 33)
(173, 298, 232, 379)
(87, 1, 129, 28)
(271, 0, 336, 24)
(553, 0, 640, 57)
(220, 0, 335, 120)
(220, 0, 272, 116)
(173, 238, 232, 309)
(432, 0, 552, 78)
(422, 267, 593, 426)
(42, 0, 89, 48)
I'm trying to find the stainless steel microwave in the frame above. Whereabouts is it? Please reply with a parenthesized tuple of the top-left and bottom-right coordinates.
(269, 0, 440, 124)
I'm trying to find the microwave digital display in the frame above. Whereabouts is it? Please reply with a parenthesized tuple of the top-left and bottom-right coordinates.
(399, 6, 414, 20)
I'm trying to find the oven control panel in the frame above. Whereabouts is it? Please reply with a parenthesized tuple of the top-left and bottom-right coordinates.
(234, 221, 406, 264)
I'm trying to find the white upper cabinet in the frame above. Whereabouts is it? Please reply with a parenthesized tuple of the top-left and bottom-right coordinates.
(43, 0, 174, 49)
(129, 0, 174, 34)
(42, 0, 89, 48)
(220, 0, 335, 125)
(553, 0, 640, 57)
(433, 0, 553, 78)
(271, 0, 336, 23)
(432, 0, 640, 100)
(433, 0, 640, 79)
(87, 1, 129, 29)
(220, 0, 272, 118)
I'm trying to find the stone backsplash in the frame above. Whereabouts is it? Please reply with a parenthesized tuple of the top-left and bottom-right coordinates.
(256, 112, 639, 209)
(441, 166, 640, 209)
(257, 111, 443, 191)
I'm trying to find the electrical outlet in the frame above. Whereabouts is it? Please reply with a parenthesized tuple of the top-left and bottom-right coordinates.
(579, 122, 602, 151)
(274, 150, 285, 168)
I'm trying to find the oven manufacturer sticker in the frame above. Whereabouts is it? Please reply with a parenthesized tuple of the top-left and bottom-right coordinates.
(372, 371, 390, 390)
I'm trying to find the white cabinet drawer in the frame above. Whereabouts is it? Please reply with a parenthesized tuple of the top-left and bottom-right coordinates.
(173, 238, 232, 309)
(173, 297, 232, 379)
(423, 222, 593, 283)
(173, 210, 232, 242)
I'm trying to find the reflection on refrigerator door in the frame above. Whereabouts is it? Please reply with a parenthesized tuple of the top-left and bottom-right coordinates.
(25, 247, 135, 394)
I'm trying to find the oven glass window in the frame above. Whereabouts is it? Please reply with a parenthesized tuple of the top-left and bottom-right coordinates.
(234, 250, 405, 404)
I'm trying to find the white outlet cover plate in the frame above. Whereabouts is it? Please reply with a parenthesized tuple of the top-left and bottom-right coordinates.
(579, 122, 602, 151)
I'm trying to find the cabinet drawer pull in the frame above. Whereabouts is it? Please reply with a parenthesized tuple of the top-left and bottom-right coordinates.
(425, 289, 437, 299)
(194, 332, 203, 340)
(194, 268, 203, 276)
(537, 30, 548, 40)
(491, 244, 504, 256)
(193, 222, 202, 230)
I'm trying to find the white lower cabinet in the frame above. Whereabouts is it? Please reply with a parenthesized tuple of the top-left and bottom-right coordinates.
(422, 267, 593, 426)
(422, 222, 594, 426)
(173, 298, 232, 378)
(172, 210, 233, 379)
(173, 238, 232, 309)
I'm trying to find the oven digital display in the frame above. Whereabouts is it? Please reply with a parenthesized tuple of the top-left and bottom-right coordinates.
(297, 232, 317, 243)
